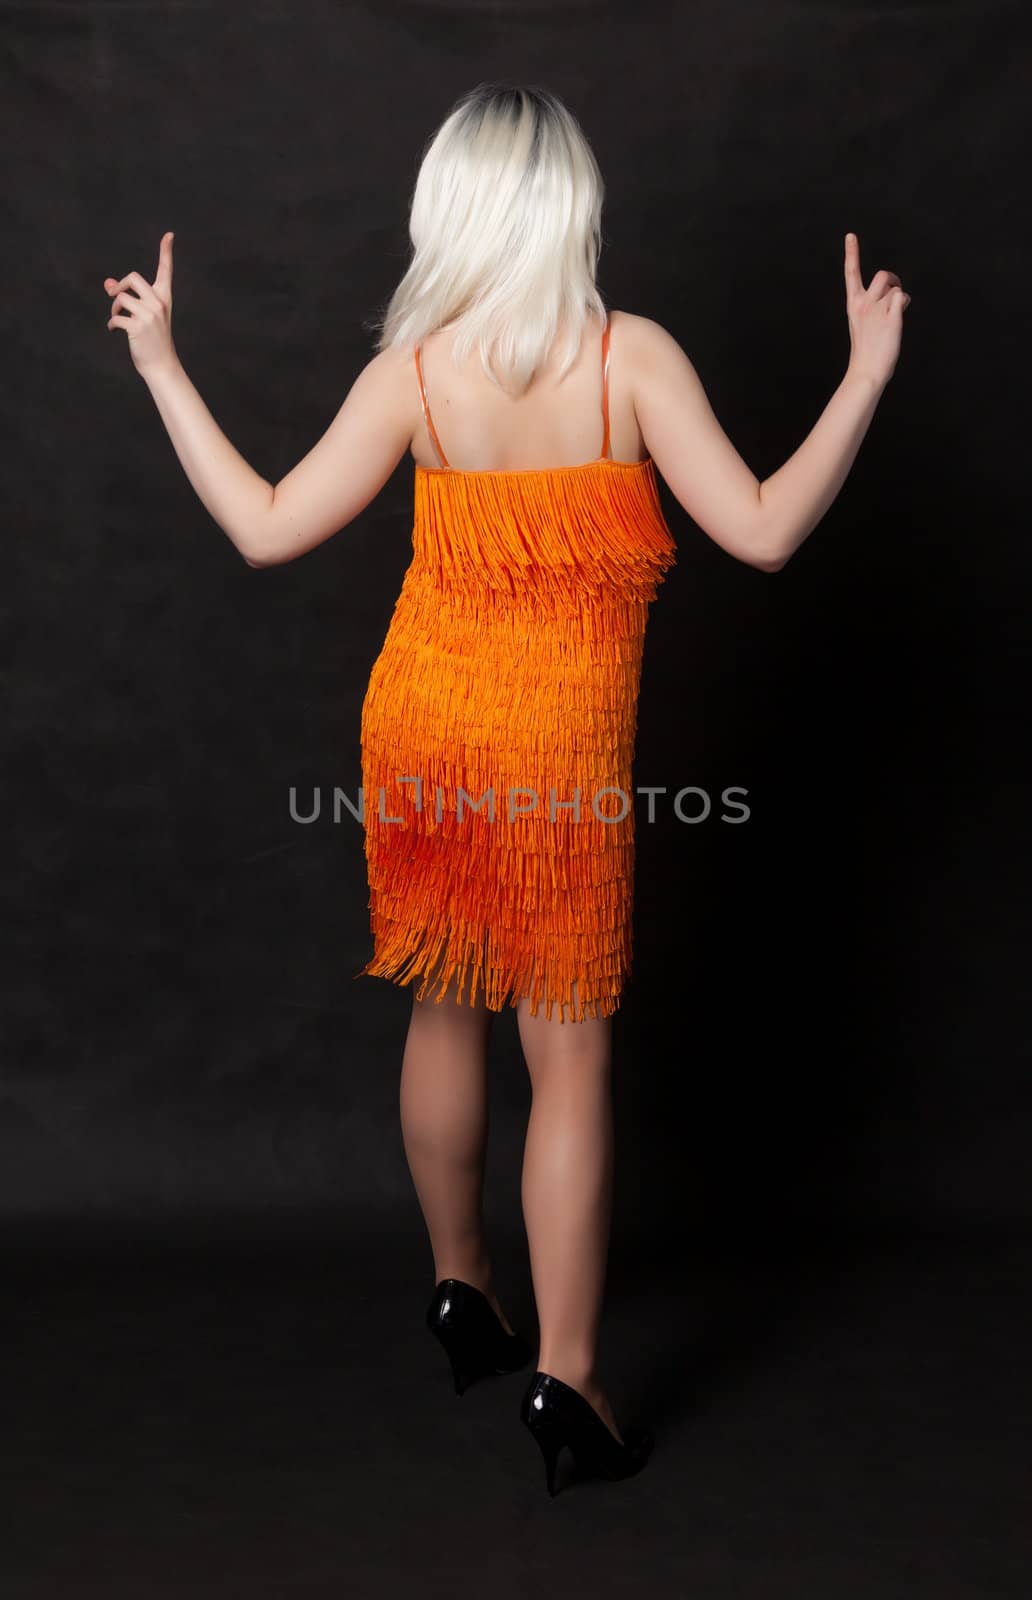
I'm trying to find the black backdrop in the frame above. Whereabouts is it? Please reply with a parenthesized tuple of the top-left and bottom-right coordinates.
(4, 0, 1029, 1253)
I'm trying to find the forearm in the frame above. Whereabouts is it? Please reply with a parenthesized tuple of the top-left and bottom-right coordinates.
(142, 359, 273, 562)
(759, 366, 885, 567)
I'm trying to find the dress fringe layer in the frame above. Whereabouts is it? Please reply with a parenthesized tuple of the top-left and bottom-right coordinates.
(355, 457, 677, 1024)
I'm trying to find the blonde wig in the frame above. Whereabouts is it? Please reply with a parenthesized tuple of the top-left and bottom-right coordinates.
(370, 83, 608, 395)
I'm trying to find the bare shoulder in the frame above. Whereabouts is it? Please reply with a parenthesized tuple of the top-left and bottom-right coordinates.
(608, 308, 691, 372)
(608, 308, 663, 341)
(355, 339, 417, 390)
(344, 339, 421, 444)
(607, 311, 700, 427)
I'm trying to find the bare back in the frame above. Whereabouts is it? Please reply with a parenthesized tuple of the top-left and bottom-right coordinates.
(409, 308, 648, 475)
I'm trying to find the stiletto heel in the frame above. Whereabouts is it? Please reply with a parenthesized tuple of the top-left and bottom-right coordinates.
(520, 1371, 654, 1496)
(425, 1278, 533, 1395)
(526, 1414, 564, 1496)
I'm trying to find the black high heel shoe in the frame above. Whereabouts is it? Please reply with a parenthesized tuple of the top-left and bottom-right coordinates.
(425, 1278, 534, 1396)
(520, 1371, 654, 1496)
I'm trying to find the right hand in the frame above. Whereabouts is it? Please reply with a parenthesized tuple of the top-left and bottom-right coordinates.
(104, 231, 178, 379)
(843, 232, 910, 389)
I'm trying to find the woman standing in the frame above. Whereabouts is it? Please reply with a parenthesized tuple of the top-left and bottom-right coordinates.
(104, 83, 909, 1496)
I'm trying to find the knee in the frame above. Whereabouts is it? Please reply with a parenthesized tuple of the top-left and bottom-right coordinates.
(516, 989, 613, 1082)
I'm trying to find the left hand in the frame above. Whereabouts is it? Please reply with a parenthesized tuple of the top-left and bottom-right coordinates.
(843, 232, 910, 390)
(104, 231, 178, 376)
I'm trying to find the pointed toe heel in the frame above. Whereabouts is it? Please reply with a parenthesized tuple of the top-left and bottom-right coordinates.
(520, 1371, 654, 1497)
(425, 1278, 533, 1396)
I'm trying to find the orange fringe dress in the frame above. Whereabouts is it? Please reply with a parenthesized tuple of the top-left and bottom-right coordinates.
(356, 313, 677, 1021)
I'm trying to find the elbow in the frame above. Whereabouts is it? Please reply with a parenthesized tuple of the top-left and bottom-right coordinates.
(753, 522, 790, 573)
(744, 538, 787, 573)
(751, 492, 789, 572)
(241, 544, 276, 569)
(241, 494, 282, 567)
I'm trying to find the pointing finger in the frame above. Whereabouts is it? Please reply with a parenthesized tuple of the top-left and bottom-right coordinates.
(154, 231, 174, 293)
(844, 231, 864, 298)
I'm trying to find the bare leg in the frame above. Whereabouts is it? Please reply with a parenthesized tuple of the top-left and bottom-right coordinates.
(400, 970, 515, 1335)
(517, 979, 623, 1443)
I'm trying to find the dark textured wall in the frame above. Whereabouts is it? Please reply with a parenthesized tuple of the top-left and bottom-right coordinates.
(4, 0, 1028, 1245)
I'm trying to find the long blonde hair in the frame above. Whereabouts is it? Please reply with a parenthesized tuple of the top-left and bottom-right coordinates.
(369, 83, 608, 396)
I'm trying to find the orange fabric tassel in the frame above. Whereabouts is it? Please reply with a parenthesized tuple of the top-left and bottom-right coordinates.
(355, 455, 677, 1022)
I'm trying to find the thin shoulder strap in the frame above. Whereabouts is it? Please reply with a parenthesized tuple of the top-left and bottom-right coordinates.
(600, 312, 612, 461)
(414, 343, 451, 470)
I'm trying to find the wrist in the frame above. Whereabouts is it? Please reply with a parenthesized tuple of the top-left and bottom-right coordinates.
(140, 352, 185, 390)
(843, 362, 887, 398)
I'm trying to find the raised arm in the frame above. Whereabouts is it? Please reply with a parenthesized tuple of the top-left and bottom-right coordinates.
(104, 233, 415, 567)
(630, 233, 910, 572)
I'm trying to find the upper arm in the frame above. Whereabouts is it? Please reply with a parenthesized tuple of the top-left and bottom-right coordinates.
(245, 345, 415, 568)
(629, 315, 782, 572)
